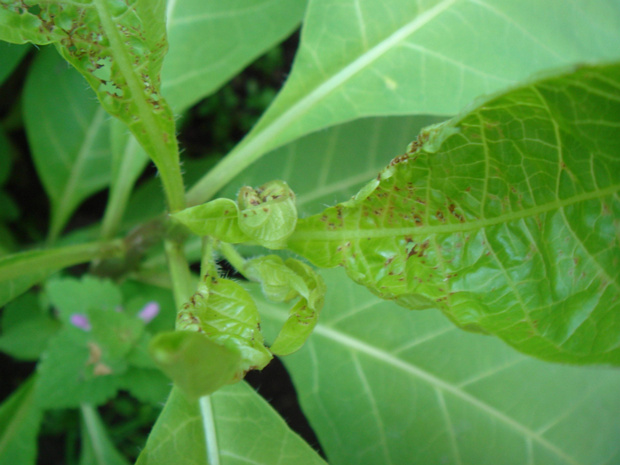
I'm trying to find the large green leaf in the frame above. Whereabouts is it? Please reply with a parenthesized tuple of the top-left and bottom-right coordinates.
(187, 0, 620, 204)
(222, 115, 444, 216)
(0, 377, 42, 465)
(288, 63, 620, 364)
(162, 0, 307, 112)
(136, 384, 326, 465)
(258, 269, 620, 465)
(23, 47, 111, 240)
(0, 0, 184, 211)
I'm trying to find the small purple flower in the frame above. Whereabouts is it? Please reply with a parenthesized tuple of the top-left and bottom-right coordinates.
(138, 301, 160, 324)
(70, 314, 91, 331)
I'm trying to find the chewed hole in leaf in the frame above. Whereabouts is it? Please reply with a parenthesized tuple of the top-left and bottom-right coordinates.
(100, 81, 123, 97)
(91, 57, 112, 81)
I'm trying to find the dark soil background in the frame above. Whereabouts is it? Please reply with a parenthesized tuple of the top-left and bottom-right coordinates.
(0, 31, 325, 463)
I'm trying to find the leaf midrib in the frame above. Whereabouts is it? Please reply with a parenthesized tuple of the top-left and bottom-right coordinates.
(51, 106, 107, 240)
(260, 305, 582, 465)
(291, 182, 619, 240)
(200, 396, 221, 465)
(186, 0, 460, 204)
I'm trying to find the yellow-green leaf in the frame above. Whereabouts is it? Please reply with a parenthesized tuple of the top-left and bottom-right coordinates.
(288, 63, 620, 365)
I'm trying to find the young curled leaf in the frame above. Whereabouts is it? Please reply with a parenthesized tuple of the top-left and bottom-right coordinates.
(172, 181, 297, 249)
(149, 331, 241, 399)
(245, 255, 307, 302)
(238, 180, 297, 249)
(247, 255, 325, 355)
(169, 275, 272, 397)
(171, 198, 250, 243)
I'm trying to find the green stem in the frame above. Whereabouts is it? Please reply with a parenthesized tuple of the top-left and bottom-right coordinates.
(158, 153, 187, 213)
(218, 242, 249, 280)
(164, 239, 193, 309)
(201, 237, 218, 278)
(101, 135, 149, 240)
(0, 240, 123, 282)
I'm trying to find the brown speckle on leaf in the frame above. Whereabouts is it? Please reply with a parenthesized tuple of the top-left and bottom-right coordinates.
(87, 342, 102, 365)
(93, 363, 113, 377)
(389, 154, 409, 166)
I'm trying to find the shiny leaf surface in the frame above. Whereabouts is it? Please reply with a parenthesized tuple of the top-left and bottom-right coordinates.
(222, 115, 445, 217)
(162, 0, 307, 112)
(136, 384, 326, 465)
(258, 269, 620, 465)
(288, 63, 620, 364)
(188, 0, 620, 205)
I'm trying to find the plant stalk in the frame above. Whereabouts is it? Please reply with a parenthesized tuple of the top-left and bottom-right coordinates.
(218, 242, 250, 280)
(164, 238, 194, 309)
(0, 239, 123, 283)
(200, 236, 218, 278)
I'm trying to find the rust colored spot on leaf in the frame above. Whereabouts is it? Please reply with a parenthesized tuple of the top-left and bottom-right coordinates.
(389, 154, 410, 166)
(87, 342, 102, 365)
(93, 363, 113, 377)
